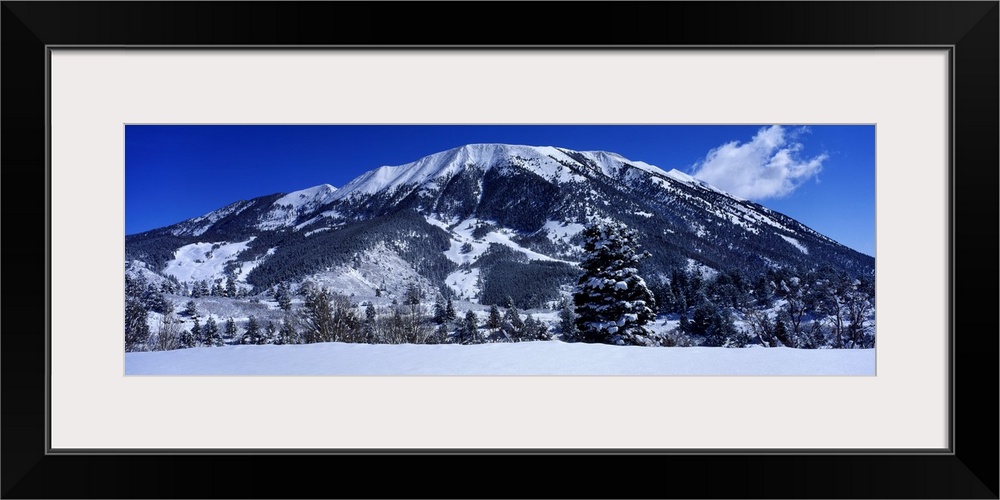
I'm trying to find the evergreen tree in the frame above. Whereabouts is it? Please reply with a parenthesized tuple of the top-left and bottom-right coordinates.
(501, 306, 524, 341)
(204, 316, 223, 346)
(179, 328, 196, 348)
(265, 321, 277, 344)
(522, 314, 550, 341)
(143, 283, 172, 314)
(505, 306, 524, 330)
(558, 297, 577, 339)
(461, 310, 479, 344)
(445, 298, 457, 322)
(190, 317, 203, 345)
(303, 287, 336, 343)
(688, 298, 716, 336)
(276, 282, 293, 312)
(241, 315, 261, 344)
(701, 308, 738, 347)
(302, 287, 362, 343)
(224, 317, 238, 340)
(503, 295, 514, 308)
(486, 304, 502, 332)
(433, 295, 447, 324)
(364, 303, 378, 343)
(572, 221, 657, 346)
(184, 300, 198, 318)
(125, 275, 150, 352)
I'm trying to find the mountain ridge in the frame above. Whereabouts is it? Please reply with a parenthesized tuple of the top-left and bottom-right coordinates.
(126, 143, 873, 307)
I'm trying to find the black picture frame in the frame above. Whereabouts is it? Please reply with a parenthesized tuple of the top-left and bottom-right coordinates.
(3, 2, 996, 498)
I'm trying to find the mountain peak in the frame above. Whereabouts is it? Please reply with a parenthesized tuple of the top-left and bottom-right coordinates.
(325, 143, 745, 204)
(332, 143, 560, 200)
(274, 184, 338, 208)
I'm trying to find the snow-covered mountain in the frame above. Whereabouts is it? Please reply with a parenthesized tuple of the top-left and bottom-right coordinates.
(126, 143, 874, 307)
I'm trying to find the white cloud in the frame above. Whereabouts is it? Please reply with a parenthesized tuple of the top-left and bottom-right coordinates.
(690, 125, 828, 200)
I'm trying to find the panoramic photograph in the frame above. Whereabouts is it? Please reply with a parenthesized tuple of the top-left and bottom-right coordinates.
(124, 124, 875, 375)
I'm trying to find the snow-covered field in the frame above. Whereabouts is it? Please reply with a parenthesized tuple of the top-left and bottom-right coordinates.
(125, 342, 875, 376)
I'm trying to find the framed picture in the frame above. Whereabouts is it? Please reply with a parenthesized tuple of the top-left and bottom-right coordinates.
(4, 2, 996, 498)
(120, 123, 878, 376)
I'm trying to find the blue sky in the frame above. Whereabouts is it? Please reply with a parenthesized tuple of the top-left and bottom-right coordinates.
(126, 125, 875, 256)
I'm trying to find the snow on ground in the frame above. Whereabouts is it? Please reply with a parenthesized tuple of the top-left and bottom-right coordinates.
(446, 268, 481, 302)
(233, 247, 276, 284)
(311, 266, 380, 296)
(304, 242, 434, 302)
(685, 258, 719, 280)
(332, 144, 592, 201)
(170, 200, 251, 237)
(664, 168, 737, 198)
(295, 210, 342, 231)
(541, 220, 585, 245)
(303, 227, 332, 237)
(258, 184, 339, 231)
(733, 202, 788, 231)
(126, 260, 170, 288)
(328, 143, 731, 205)
(125, 342, 875, 376)
(432, 217, 577, 266)
(506, 145, 588, 183)
(621, 158, 672, 178)
(779, 235, 809, 254)
(273, 184, 338, 211)
(156, 294, 277, 333)
(162, 238, 255, 283)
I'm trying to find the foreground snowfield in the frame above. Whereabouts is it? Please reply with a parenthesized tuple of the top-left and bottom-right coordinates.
(125, 342, 875, 376)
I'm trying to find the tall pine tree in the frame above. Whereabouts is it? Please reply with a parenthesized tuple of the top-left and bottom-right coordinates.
(204, 316, 223, 346)
(573, 221, 657, 346)
(125, 275, 150, 352)
(461, 310, 479, 344)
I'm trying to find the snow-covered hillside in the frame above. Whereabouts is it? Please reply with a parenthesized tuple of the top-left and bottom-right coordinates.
(125, 341, 875, 376)
(258, 184, 338, 230)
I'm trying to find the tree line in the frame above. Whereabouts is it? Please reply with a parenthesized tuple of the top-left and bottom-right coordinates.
(125, 277, 555, 352)
(125, 221, 875, 352)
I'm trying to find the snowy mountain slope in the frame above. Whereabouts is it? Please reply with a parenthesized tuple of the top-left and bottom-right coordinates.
(258, 184, 338, 230)
(126, 143, 874, 304)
